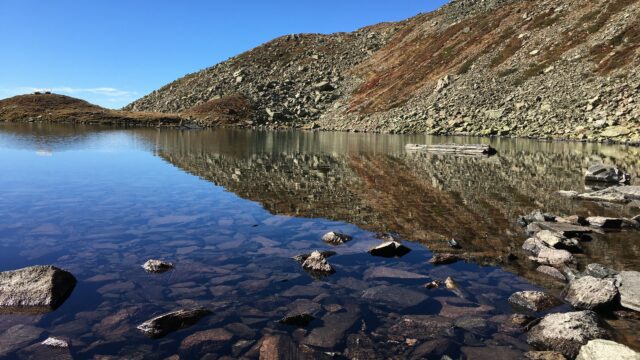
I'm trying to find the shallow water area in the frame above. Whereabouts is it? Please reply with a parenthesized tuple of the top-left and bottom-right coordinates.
(0, 123, 639, 359)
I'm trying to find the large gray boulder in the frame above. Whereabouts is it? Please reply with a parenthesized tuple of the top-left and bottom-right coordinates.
(564, 276, 618, 310)
(0, 265, 76, 311)
(585, 164, 630, 184)
(616, 271, 640, 312)
(295, 250, 335, 275)
(527, 311, 609, 359)
(576, 339, 640, 360)
(321, 231, 352, 245)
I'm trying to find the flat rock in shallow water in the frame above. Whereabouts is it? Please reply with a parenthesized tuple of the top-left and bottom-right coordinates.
(321, 231, 352, 245)
(576, 339, 640, 360)
(141, 259, 175, 273)
(564, 276, 618, 310)
(0, 265, 76, 311)
(364, 266, 428, 280)
(616, 271, 640, 312)
(527, 311, 609, 359)
(279, 313, 315, 327)
(429, 253, 462, 265)
(532, 222, 593, 238)
(259, 334, 298, 360)
(369, 240, 411, 258)
(508, 291, 561, 312)
(361, 285, 428, 308)
(137, 308, 212, 338)
(180, 328, 233, 353)
(536, 266, 567, 282)
(389, 315, 455, 340)
(303, 307, 360, 348)
(0, 324, 45, 357)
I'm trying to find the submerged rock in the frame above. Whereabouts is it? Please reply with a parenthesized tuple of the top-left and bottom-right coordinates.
(294, 250, 335, 275)
(362, 285, 428, 308)
(429, 253, 462, 265)
(576, 339, 640, 360)
(616, 271, 640, 312)
(508, 291, 561, 312)
(141, 259, 175, 273)
(180, 328, 234, 353)
(368, 240, 411, 258)
(527, 311, 609, 359)
(564, 276, 618, 310)
(321, 231, 352, 245)
(279, 313, 315, 327)
(259, 334, 298, 360)
(137, 308, 212, 338)
(584, 164, 630, 184)
(0, 265, 76, 311)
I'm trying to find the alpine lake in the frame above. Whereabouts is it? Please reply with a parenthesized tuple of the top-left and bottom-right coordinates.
(0, 123, 639, 359)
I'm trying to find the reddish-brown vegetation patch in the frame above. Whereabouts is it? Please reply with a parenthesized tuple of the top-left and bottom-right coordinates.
(184, 94, 255, 126)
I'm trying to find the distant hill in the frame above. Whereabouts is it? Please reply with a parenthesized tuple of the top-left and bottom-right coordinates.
(126, 0, 640, 144)
(0, 93, 182, 126)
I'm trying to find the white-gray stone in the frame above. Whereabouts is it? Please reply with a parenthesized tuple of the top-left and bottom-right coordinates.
(527, 311, 609, 359)
(576, 339, 640, 360)
(564, 276, 618, 310)
(616, 271, 640, 312)
(0, 265, 76, 310)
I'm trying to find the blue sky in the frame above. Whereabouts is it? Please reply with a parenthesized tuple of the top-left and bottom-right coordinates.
(0, 1, 447, 108)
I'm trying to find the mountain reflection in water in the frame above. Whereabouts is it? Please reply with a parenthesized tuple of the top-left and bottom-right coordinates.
(1, 123, 639, 357)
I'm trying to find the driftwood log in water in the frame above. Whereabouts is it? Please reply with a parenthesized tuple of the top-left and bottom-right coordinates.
(405, 144, 497, 156)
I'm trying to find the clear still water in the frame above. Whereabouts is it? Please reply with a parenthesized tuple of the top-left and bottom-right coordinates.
(0, 123, 639, 359)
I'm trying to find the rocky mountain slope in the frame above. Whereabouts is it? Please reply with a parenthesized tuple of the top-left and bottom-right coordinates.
(126, 0, 640, 144)
(0, 93, 181, 126)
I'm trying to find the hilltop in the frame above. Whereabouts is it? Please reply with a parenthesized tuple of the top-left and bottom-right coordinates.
(0, 93, 182, 126)
(126, 0, 640, 144)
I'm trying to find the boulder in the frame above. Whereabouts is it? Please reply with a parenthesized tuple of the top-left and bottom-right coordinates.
(429, 253, 462, 265)
(532, 247, 575, 266)
(532, 222, 593, 238)
(368, 240, 411, 258)
(0, 265, 76, 311)
(527, 311, 609, 359)
(564, 276, 618, 310)
(321, 231, 352, 245)
(616, 271, 640, 312)
(576, 339, 640, 360)
(584, 164, 630, 184)
(295, 250, 335, 275)
(537, 266, 567, 282)
(584, 263, 618, 279)
(535, 230, 566, 248)
(141, 259, 175, 273)
(508, 291, 561, 312)
(137, 308, 212, 338)
(41, 337, 69, 348)
(586, 217, 624, 229)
